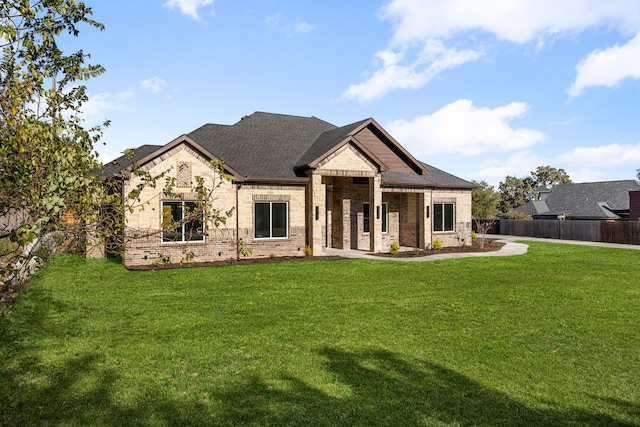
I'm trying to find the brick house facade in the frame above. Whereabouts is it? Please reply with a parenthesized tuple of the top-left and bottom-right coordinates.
(96, 112, 474, 268)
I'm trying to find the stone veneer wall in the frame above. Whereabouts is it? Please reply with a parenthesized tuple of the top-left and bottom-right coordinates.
(430, 188, 473, 248)
(236, 184, 307, 258)
(122, 143, 238, 267)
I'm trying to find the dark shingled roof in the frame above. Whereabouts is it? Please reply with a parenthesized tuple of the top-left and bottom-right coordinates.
(189, 112, 336, 180)
(98, 144, 162, 179)
(515, 180, 640, 219)
(101, 112, 475, 189)
(382, 162, 475, 188)
(294, 119, 370, 168)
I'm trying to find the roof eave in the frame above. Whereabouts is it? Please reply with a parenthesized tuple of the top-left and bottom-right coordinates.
(300, 136, 390, 172)
(382, 180, 475, 190)
(240, 177, 310, 185)
(125, 135, 246, 182)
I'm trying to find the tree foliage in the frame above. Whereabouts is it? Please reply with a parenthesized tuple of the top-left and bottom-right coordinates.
(498, 175, 536, 213)
(471, 180, 500, 219)
(0, 1, 235, 278)
(498, 166, 572, 213)
(1, 0, 105, 249)
(530, 165, 572, 188)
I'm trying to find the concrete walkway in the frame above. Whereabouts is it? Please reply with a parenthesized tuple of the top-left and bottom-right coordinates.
(324, 235, 640, 261)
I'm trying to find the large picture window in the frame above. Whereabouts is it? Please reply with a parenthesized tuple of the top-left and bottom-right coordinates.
(162, 201, 205, 243)
(433, 203, 455, 232)
(255, 202, 288, 239)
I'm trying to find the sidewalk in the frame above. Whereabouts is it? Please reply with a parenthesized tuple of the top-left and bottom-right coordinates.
(325, 237, 528, 261)
(495, 234, 640, 250)
(324, 235, 640, 261)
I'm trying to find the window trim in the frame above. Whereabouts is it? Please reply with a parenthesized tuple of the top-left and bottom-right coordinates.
(433, 202, 455, 233)
(363, 202, 389, 234)
(254, 201, 289, 239)
(382, 202, 388, 234)
(161, 200, 205, 244)
(363, 203, 370, 233)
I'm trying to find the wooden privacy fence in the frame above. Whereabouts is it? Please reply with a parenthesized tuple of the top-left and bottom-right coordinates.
(497, 219, 640, 245)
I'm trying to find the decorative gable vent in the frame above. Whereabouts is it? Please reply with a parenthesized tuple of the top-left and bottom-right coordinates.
(177, 162, 192, 188)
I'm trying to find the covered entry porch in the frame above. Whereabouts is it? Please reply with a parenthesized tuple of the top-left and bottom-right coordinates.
(308, 172, 432, 253)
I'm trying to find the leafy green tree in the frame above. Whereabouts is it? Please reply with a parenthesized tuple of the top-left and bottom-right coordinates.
(0, 1, 235, 274)
(498, 175, 536, 213)
(530, 165, 572, 188)
(471, 180, 500, 219)
(1, 0, 105, 249)
(497, 166, 572, 213)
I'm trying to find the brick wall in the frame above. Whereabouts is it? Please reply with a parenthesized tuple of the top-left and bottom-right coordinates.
(430, 188, 473, 248)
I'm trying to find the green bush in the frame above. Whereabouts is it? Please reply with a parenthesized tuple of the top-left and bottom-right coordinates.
(389, 241, 400, 255)
(432, 238, 443, 250)
(303, 245, 313, 257)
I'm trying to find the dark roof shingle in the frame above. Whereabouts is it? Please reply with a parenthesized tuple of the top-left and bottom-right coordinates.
(102, 112, 475, 189)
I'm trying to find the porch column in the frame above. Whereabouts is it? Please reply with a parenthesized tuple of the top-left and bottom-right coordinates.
(417, 192, 427, 249)
(369, 175, 383, 253)
(423, 190, 432, 249)
(309, 172, 326, 255)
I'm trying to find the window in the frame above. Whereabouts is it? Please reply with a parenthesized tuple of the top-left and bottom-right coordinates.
(382, 203, 388, 233)
(433, 203, 455, 232)
(255, 202, 288, 239)
(363, 203, 370, 233)
(162, 201, 205, 243)
(363, 203, 388, 233)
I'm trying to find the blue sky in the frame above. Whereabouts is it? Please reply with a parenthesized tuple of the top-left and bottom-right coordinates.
(73, 1, 640, 187)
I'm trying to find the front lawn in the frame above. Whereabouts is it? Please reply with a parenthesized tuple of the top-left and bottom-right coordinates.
(1, 242, 639, 426)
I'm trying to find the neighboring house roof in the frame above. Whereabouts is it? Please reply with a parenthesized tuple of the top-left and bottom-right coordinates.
(100, 112, 474, 189)
(515, 180, 640, 219)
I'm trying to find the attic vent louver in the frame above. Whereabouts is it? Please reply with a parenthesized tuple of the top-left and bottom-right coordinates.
(177, 162, 192, 188)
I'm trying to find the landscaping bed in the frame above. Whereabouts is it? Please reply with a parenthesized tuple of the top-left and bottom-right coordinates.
(372, 238, 505, 258)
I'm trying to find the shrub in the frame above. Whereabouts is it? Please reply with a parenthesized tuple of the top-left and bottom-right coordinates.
(303, 245, 313, 257)
(432, 238, 443, 250)
(237, 238, 252, 258)
(471, 230, 477, 241)
(389, 241, 400, 255)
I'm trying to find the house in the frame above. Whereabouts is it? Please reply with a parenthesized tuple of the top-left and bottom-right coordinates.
(97, 112, 474, 267)
(515, 180, 640, 220)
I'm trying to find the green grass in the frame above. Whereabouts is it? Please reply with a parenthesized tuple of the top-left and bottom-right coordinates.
(1, 241, 639, 426)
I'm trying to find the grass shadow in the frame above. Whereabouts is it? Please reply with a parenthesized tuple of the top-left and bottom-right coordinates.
(209, 347, 637, 426)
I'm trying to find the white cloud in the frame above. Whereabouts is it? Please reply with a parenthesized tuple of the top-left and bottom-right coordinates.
(342, 41, 480, 102)
(81, 91, 135, 126)
(344, 0, 640, 100)
(164, 0, 214, 21)
(266, 14, 316, 37)
(557, 143, 640, 166)
(386, 99, 545, 157)
(379, 0, 640, 45)
(81, 77, 168, 126)
(568, 32, 640, 97)
(472, 150, 546, 183)
(141, 77, 168, 94)
(566, 168, 608, 183)
(288, 21, 316, 37)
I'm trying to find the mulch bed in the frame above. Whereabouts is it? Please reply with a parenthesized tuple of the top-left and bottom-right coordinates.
(127, 256, 345, 270)
(128, 239, 506, 269)
(370, 238, 505, 258)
